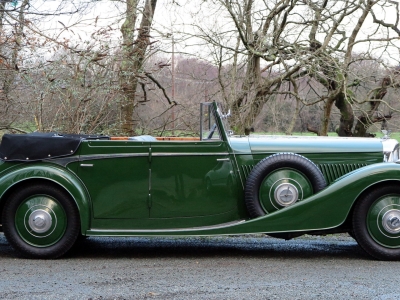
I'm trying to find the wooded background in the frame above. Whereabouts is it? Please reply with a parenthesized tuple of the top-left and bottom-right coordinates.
(1, 0, 399, 137)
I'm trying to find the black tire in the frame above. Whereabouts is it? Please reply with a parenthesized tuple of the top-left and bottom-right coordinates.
(2, 183, 80, 259)
(348, 231, 356, 240)
(245, 153, 327, 218)
(77, 234, 89, 241)
(352, 185, 400, 260)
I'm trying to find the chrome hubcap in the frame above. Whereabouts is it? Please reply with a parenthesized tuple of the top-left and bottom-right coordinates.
(28, 209, 52, 233)
(382, 209, 400, 234)
(274, 183, 299, 206)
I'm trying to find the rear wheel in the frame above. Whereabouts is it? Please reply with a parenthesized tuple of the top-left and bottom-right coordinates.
(352, 185, 400, 260)
(2, 184, 80, 259)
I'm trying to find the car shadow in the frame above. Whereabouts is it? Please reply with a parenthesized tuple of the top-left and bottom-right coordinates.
(0, 233, 368, 260)
(66, 235, 368, 261)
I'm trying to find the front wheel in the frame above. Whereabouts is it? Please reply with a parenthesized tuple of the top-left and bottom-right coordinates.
(352, 185, 400, 260)
(2, 183, 80, 259)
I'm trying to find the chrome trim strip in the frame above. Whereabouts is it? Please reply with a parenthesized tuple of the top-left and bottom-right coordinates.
(44, 154, 147, 167)
(87, 143, 152, 148)
(151, 152, 229, 157)
(80, 153, 229, 160)
(88, 220, 246, 234)
(46, 152, 231, 166)
(80, 164, 93, 167)
(44, 157, 80, 167)
(80, 153, 148, 161)
(216, 158, 230, 161)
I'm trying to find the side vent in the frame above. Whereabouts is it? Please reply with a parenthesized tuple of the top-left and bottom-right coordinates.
(318, 163, 368, 184)
(241, 165, 254, 180)
(242, 163, 367, 184)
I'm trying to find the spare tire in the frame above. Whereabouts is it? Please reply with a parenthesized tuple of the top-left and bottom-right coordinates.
(244, 153, 327, 218)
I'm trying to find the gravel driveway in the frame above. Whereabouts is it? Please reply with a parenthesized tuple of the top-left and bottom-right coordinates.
(0, 233, 399, 299)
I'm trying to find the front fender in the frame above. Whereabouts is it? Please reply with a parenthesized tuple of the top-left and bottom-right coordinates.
(0, 163, 91, 234)
(227, 162, 400, 234)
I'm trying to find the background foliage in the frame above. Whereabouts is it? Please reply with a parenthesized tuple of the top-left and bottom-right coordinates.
(0, 0, 399, 137)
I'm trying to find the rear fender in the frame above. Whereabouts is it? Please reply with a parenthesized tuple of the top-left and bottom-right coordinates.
(0, 164, 91, 234)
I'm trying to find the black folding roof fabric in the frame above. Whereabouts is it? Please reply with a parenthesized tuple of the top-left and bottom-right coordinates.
(0, 132, 109, 162)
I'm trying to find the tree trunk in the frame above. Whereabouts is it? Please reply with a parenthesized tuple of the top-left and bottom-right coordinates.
(318, 98, 335, 136)
(230, 53, 259, 135)
(119, 0, 157, 135)
(285, 98, 299, 135)
(353, 76, 390, 137)
(335, 92, 354, 137)
(0, 0, 29, 111)
(0, 2, 5, 33)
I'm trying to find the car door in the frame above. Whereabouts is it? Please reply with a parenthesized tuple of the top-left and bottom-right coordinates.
(77, 140, 150, 219)
(149, 140, 237, 218)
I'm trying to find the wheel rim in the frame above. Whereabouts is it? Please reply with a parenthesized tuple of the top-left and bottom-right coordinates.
(15, 195, 67, 247)
(367, 194, 400, 248)
(259, 168, 313, 213)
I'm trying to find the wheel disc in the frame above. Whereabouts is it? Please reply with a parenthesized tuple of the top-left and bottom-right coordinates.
(259, 168, 313, 213)
(367, 195, 400, 248)
(15, 195, 67, 247)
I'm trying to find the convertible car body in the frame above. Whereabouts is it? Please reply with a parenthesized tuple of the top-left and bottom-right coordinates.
(1, 102, 400, 260)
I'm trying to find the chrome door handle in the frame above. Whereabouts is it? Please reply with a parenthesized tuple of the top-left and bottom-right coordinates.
(216, 158, 230, 161)
(80, 164, 93, 167)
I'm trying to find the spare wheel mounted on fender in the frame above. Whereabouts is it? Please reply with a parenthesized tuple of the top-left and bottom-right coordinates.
(244, 153, 327, 218)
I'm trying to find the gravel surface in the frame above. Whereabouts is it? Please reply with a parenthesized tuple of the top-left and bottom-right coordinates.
(0, 233, 399, 299)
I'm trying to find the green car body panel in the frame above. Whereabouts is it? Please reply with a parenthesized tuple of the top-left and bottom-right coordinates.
(76, 141, 151, 220)
(0, 161, 91, 233)
(1, 101, 400, 259)
(84, 163, 400, 236)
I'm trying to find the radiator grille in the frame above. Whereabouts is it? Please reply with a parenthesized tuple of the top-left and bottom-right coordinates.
(318, 163, 367, 184)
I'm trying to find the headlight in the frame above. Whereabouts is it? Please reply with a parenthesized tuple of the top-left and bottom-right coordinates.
(382, 139, 399, 162)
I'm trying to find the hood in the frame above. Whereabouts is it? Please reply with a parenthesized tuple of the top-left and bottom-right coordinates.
(229, 135, 386, 154)
(248, 135, 384, 154)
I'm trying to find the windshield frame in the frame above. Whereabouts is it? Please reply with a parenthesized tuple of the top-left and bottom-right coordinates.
(200, 102, 229, 141)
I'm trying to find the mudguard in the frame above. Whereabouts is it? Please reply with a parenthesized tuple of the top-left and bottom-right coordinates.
(209, 162, 400, 236)
(0, 163, 91, 234)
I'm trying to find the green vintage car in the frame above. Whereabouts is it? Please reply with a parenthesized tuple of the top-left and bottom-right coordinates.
(1, 102, 400, 260)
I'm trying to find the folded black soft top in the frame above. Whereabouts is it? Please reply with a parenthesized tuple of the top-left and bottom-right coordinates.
(0, 132, 109, 162)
